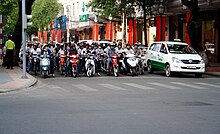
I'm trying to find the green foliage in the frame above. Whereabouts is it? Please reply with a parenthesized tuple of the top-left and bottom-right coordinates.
(87, 0, 136, 17)
(31, 0, 62, 30)
(0, 0, 19, 35)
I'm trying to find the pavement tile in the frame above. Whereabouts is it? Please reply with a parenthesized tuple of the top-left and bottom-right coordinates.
(0, 66, 37, 93)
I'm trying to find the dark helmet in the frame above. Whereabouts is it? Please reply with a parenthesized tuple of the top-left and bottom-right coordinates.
(126, 43, 131, 47)
(70, 44, 76, 48)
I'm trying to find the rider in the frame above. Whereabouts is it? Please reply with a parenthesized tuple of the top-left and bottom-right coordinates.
(27, 43, 41, 73)
(106, 43, 117, 73)
(96, 44, 104, 73)
(133, 43, 142, 57)
(65, 44, 79, 77)
(123, 43, 134, 72)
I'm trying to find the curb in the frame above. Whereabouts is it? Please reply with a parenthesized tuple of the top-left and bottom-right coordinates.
(0, 75, 38, 94)
(204, 72, 220, 77)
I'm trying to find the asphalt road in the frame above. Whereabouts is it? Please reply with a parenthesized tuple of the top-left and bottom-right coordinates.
(0, 72, 220, 134)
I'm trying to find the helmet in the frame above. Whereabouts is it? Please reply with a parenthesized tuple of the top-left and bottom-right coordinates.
(110, 43, 115, 47)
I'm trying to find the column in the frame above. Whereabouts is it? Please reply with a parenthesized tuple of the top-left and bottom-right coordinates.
(156, 16, 166, 41)
(105, 23, 111, 41)
(38, 31, 42, 43)
(57, 30, 62, 43)
(185, 12, 191, 45)
(128, 19, 137, 45)
(51, 30, 56, 41)
(92, 24, 99, 41)
(43, 31, 47, 43)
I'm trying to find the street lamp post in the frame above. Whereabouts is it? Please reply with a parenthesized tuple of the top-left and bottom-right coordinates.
(109, 14, 112, 41)
(158, 0, 165, 41)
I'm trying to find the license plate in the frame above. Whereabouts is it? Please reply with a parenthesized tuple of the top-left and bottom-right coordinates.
(43, 67, 48, 70)
(187, 66, 196, 69)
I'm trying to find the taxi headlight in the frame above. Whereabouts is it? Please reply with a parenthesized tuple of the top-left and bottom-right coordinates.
(200, 59, 204, 64)
(172, 57, 181, 63)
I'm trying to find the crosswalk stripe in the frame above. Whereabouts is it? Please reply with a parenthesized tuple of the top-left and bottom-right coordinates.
(194, 83, 220, 88)
(99, 84, 126, 90)
(171, 82, 207, 89)
(123, 83, 154, 90)
(148, 82, 180, 89)
(73, 84, 98, 92)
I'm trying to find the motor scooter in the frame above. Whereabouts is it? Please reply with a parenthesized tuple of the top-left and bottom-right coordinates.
(110, 54, 119, 77)
(69, 54, 79, 78)
(85, 54, 96, 77)
(40, 51, 50, 78)
(122, 53, 138, 76)
(32, 54, 40, 76)
(59, 54, 66, 75)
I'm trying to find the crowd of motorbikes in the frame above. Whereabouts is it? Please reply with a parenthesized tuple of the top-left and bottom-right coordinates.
(22, 41, 147, 78)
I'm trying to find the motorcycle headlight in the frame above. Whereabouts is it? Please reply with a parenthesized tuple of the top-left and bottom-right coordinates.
(34, 58, 37, 62)
(172, 57, 181, 63)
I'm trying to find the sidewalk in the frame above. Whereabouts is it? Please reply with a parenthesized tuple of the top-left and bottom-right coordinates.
(0, 66, 38, 93)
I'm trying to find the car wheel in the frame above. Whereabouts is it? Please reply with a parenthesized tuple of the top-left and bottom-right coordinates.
(147, 61, 153, 74)
(165, 64, 172, 77)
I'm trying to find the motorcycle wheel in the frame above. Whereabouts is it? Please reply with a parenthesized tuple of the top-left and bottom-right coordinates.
(131, 68, 136, 76)
(72, 66, 77, 78)
(43, 72, 47, 78)
(87, 69, 92, 78)
(34, 66, 37, 76)
(113, 66, 119, 77)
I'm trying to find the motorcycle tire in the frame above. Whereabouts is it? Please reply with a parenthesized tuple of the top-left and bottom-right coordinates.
(113, 67, 119, 77)
(72, 67, 77, 78)
(43, 72, 47, 78)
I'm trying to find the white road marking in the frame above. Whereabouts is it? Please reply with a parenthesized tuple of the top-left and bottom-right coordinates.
(171, 82, 207, 89)
(194, 82, 220, 88)
(148, 82, 180, 89)
(99, 84, 126, 90)
(73, 84, 98, 92)
(123, 83, 155, 90)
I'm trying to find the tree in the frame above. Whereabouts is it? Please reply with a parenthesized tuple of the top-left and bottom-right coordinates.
(182, 0, 202, 51)
(32, 0, 62, 30)
(88, 0, 136, 43)
(0, 0, 19, 37)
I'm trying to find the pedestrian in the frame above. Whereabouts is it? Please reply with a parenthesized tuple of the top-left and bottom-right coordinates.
(5, 35, 15, 69)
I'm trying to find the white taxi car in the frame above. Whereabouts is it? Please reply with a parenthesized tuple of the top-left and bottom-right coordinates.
(146, 41, 205, 77)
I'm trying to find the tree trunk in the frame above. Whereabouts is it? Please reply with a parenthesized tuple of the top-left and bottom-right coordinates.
(12, 0, 35, 65)
(182, 0, 202, 52)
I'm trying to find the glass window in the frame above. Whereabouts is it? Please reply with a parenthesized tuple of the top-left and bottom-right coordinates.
(160, 44, 167, 53)
(152, 43, 161, 52)
(167, 43, 197, 54)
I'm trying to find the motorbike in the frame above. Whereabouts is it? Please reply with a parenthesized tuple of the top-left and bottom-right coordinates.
(136, 56, 145, 75)
(97, 53, 104, 72)
(59, 54, 66, 75)
(110, 54, 119, 77)
(69, 54, 79, 78)
(32, 54, 40, 76)
(40, 51, 50, 78)
(85, 54, 96, 77)
(121, 53, 138, 76)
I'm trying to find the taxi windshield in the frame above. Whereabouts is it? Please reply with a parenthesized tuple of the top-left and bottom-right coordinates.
(167, 44, 197, 54)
